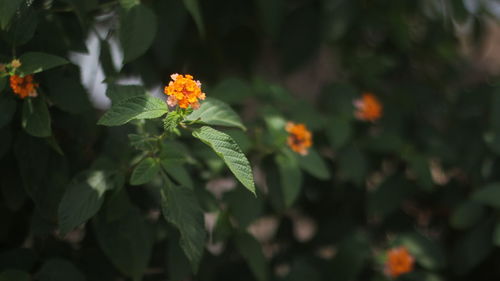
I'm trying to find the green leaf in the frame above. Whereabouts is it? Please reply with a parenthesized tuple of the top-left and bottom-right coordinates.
(211, 78, 252, 104)
(182, 0, 205, 38)
(17, 52, 68, 75)
(162, 161, 194, 188)
(106, 84, 146, 104)
(120, 4, 157, 63)
(276, 149, 302, 207)
(3, 4, 37, 46)
(167, 238, 193, 281)
(38, 259, 85, 281)
(472, 183, 500, 208)
(234, 232, 268, 281)
(98, 95, 168, 126)
(296, 148, 330, 180)
(160, 140, 191, 163)
(58, 170, 115, 235)
(130, 157, 160, 185)
(0, 94, 16, 129)
(193, 126, 255, 194)
(263, 114, 288, 147)
(163, 111, 183, 134)
(493, 220, 500, 247)
(450, 201, 485, 229)
(186, 98, 246, 130)
(46, 73, 91, 114)
(100, 40, 118, 79)
(22, 98, 51, 137)
(326, 116, 351, 149)
(0, 0, 24, 29)
(160, 178, 206, 272)
(225, 187, 264, 228)
(93, 206, 152, 281)
(337, 146, 366, 185)
(128, 134, 157, 151)
(0, 270, 29, 281)
(397, 233, 446, 270)
(452, 219, 493, 275)
(226, 129, 252, 153)
(119, 0, 139, 10)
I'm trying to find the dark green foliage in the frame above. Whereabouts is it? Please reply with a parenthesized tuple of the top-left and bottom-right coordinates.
(1, 1, 500, 281)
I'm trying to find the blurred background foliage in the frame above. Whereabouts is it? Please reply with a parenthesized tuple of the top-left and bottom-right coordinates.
(3, 0, 500, 280)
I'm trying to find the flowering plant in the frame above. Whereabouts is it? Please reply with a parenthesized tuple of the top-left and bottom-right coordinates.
(1, 1, 500, 281)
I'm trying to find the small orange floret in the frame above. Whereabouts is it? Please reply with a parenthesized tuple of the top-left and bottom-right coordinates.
(285, 122, 312, 155)
(9, 75, 38, 99)
(384, 246, 415, 278)
(163, 73, 206, 109)
(353, 92, 382, 122)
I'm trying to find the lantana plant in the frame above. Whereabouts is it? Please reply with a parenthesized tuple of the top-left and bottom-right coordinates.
(96, 73, 255, 271)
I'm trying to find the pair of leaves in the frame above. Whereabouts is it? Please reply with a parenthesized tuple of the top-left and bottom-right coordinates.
(100, 91, 246, 131)
(130, 146, 193, 188)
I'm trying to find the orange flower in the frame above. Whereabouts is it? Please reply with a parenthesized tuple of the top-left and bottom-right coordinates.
(9, 75, 38, 99)
(164, 73, 206, 109)
(353, 92, 382, 121)
(286, 122, 312, 155)
(384, 246, 415, 278)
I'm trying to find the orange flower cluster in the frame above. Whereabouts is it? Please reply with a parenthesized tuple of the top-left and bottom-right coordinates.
(286, 122, 312, 155)
(384, 246, 415, 278)
(353, 92, 382, 121)
(9, 75, 38, 99)
(164, 73, 206, 109)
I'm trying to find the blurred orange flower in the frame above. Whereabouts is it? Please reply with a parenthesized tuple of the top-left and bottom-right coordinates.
(286, 122, 312, 155)
(164, 73, 206, 109)
(9, 75, 38, 99)
(384, 246, 414, 278)
(353, 92, 382, 121)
